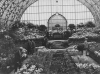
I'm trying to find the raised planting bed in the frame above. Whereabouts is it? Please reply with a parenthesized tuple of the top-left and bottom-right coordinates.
(68, 31, 99, 45)
(15, 35, 45, 47)
(88, 43, 100, 64)
(76, 63, 100, 74)
(68, 37, 85, 45)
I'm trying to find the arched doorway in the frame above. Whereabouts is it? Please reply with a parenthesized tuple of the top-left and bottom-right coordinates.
(48, 13, 67, 31)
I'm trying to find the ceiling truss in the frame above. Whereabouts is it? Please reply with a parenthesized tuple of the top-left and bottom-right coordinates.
(0, 0, 100, 28)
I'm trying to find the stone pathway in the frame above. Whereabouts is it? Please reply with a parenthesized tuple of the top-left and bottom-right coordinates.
(72, 55, 98, 64)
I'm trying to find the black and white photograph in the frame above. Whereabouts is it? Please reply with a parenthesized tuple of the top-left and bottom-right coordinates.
(0, 0, 100, 74)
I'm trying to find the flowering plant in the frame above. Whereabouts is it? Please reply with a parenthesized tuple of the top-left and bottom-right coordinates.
(16, 64, 43, 74)
(76, 63, 100, 74)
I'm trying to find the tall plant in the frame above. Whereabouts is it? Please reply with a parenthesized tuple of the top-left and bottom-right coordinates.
(68, 24, 76, 34)
(38, 25, 47, 32)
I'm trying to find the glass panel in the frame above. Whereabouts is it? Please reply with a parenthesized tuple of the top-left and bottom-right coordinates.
(21, 0, 94, 25)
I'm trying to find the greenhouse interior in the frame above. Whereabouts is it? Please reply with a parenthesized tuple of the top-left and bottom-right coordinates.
(1, 0, 100, 74)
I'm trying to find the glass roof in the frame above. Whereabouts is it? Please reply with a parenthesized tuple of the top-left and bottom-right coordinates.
(0, 0, 100, 28)
(21, 0, 94, 26)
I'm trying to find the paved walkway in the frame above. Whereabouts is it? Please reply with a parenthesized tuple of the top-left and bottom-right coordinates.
(72, 55, 98, 65)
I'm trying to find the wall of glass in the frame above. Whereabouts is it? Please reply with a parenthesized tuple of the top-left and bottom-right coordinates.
(21, 0, 94, 26)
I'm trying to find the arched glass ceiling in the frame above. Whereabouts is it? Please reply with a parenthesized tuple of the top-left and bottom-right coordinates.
(21, 0, 94, 26)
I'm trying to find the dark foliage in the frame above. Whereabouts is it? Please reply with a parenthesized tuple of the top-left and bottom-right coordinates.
(27, 23, 36, 29)
(68, 24, 76, 30)
(77, 23, 85, 28)
(0, 33, 19, 72)
(10, 21, 25, 31)
(85, 21, 95, 28)
(55, 24, 60, 27)
(64, 31, 71, 39)
(77, 44, 85, 52)
(25, 40, 36, 55)
(38, 25, 47, 31)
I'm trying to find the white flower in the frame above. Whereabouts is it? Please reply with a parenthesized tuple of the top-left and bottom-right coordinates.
(30, 65, 36, 69)
(7, 66, 10, 69)
(39, 68, 43, 72)
(35, 68, 43, 74)
(27, 65, 36, 72)
(19, 68, 24, 71)
(28, 68, 33, 72)
(23, 72, 29, 74)
(21, 64, 27, 69)
(35, 70, 40, 74)
(3, 58, 7, 60)
(22, 54, 27, 57)
(16, 69, 21, 73)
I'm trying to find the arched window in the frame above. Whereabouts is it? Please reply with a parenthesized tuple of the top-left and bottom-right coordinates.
(48, 13, 67, 30)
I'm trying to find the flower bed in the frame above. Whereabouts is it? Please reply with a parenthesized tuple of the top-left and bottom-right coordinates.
(68, 32, 99, 44)
(16, 49, 80, 74)
(16, 63, 43, 74)
(87, 43, 100, 64)
(76, 63, 100, 74)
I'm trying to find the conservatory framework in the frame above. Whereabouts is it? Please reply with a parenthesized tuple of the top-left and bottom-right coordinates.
(0, 0, 100, 29)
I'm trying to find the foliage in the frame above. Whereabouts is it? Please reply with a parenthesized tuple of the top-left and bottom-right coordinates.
(22, 52, 52, 74)
(77, 44, 85, 52)
(27, 23, 36, 29)
(10, 21, 25, 31)
(93, 28, 100, 34)
(68, 24, 76, 34)
(85, 21, 95, 28)
(55, 24, 60, 27)
(16, 64, 43, 74)
(69, 24, 76, 30)
(0, 32, 19, 72)
(64, 31, 71, 39)
(21, 49, 81, 74)
(38, 25, 47, 31)
(0, 19, 7, 30)
(76, 63, 100, 74)
(77, 23, 85, 28)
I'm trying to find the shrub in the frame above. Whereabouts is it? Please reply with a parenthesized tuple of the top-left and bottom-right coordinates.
(77, 44, 85, 52)
(0, 32, 19, 73)
(38, 25, 47, 32)
(55, 24, 60, 27)
(85, 21, 95, 28)
(68, 24, 76, 30)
